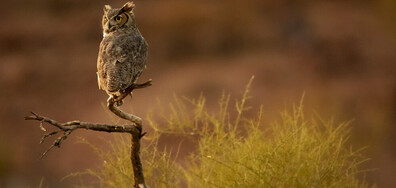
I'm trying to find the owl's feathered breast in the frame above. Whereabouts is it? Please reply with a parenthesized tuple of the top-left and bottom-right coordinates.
(97, 33, 148, 94)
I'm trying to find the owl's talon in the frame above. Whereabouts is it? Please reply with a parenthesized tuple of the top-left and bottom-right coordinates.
(107, 96, 114, 104)
(107, 96, 123, 106)
(116, 100, 123, 106)
(107, 95, 124, 106)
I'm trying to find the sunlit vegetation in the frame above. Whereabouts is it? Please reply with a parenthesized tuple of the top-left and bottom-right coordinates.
(68, 78, 372, 187)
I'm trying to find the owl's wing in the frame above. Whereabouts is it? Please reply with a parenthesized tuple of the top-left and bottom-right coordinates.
(97, 41, 108, 92)
(102, 35, 148, 93)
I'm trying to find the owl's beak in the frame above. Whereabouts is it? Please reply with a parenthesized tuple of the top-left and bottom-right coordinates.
(107, 22, 113, 30)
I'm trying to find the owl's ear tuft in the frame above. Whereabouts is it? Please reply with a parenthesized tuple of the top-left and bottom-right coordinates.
(103, 5, 112, 12)
(121, 1, 135, 13)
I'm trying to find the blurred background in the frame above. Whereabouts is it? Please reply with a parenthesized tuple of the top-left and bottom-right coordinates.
(0, 0, 395, 187)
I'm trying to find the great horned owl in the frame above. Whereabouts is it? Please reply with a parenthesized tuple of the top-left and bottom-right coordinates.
(97, 1, 148, 105)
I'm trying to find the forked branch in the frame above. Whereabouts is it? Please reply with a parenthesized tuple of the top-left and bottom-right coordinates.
(25, 79, 152, 188)
(25, 112, 140, 157)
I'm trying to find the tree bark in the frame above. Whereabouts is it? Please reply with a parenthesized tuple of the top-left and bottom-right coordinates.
(25, 79, 152, 188)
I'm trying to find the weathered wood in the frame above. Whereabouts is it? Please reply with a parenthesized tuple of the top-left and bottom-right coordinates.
(25, 79, 152, 188)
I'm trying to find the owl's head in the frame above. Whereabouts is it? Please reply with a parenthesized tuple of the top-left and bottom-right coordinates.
(102, 2, 136, 37)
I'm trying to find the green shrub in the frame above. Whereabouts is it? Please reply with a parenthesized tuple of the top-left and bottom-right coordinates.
(68, 78, 371, 188)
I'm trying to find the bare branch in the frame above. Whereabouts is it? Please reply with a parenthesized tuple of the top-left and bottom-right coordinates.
(107, 79, 153, 126)
(114, 79, 152, 103)
(25, 79, 152, 188)
(25, 112, 141, 158)
(40, 131, 58, 144)
(106, 79, 152, 188)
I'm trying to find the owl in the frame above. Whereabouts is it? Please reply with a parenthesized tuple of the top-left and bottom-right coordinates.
(97, 1, 148, 106)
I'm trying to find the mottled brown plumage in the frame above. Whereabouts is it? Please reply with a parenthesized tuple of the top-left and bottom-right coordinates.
(97, 1, 148, 105)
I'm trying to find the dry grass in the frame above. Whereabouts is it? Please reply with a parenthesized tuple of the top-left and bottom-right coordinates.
(67, 77, 372, 188)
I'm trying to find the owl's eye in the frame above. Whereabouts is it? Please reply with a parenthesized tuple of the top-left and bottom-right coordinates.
(115, 15, 122, 22)
(102, 17, 108, 25)
(113, 13, 127, 25)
